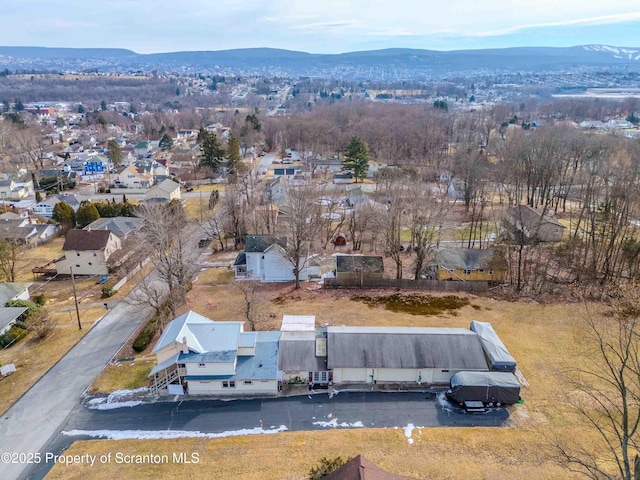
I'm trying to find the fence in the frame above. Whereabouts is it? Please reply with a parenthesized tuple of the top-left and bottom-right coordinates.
(323, 277, 489, 292)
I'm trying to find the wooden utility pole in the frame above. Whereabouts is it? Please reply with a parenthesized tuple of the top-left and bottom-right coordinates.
(70, 266, 81, 330)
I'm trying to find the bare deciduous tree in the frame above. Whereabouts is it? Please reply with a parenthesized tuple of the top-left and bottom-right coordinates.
(552, 298, 640, 480)
(280, 182, 321, 289)
(135, 202, 200, 315)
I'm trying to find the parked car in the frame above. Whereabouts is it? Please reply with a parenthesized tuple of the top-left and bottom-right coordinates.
(198, 238, 211, 248)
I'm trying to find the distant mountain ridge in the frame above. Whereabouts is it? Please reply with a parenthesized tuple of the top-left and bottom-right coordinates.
(0, 45, 639, 78)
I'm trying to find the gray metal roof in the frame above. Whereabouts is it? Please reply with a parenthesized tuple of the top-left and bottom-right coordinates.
(0, 282, 32, 306)
(244, 235, 287, 253)
(85, 217, 142, 238)
(432, 248, 505, 271)
(238, 332, 257, 348)
(279, 331, 328, 371)
(327, 327, 489, 370)
(151, 310, 243, 354)
(0, 307, 27, 332)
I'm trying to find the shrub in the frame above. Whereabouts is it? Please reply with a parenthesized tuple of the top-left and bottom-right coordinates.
(0, 324, 27, 348)
(308, 457, 347, 480)
(5, 300, 41, 319)
(32, 294, 45, 306)
(101, 287, 117, 299)
(132, 321, 157, 353)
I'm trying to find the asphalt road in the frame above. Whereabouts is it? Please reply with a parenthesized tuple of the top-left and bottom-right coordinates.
(25, 391, 511, 479)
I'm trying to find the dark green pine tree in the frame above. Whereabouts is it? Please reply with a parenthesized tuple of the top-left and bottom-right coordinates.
(343, 136, 370, 183)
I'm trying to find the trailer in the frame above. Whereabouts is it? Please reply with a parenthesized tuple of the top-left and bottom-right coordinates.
(446, 371, 521, 407)
(470, 321, 516, 372)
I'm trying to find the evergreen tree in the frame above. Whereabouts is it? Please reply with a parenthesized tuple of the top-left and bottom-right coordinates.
(100, 100, 107, 111)
(159, 133, 174, 151)
(14, 99, 24, 111)
(76, 202, 100, 228)
(107, 139, 122, 166)
(52, 202, 76, 231)
(226, 136, 243, 179)
(77, 104, 85, 114)
(343, 136, 370, 183)
(199, 129, 225, 175)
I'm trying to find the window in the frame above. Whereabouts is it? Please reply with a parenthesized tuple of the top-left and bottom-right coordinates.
(463, 269, 472, 275)
(478, 269, 485, 273)
(442, 369, 449, 373)
(244, 380, 253, 385)
(76, 253, 80, 257)
(88, 262, 92, 266)
(222, 381, 236, 388)
(93, 253, 97, 257)
(75, 264, 80, 268)
(178, 363, 185, 369)
(554, 228, 560, 234)
(488, 270, 494, 275)
(198, 363, 205, 368)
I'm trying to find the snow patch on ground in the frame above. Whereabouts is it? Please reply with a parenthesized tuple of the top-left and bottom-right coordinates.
(86, 387, 150, 410)
(436, 392, 455, 413)
(404, 423, 415, 444)
(313, 418, 364, 428)
(62, 425, 288, 440)
(90, 400, 144, 410)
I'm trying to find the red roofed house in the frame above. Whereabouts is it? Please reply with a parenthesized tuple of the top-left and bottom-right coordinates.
(56, 229, 121, 276)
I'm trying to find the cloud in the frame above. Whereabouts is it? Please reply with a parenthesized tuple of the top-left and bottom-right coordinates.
(468, 11, 640, 38)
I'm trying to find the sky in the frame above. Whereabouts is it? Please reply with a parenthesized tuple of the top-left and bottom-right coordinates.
(3, 0, 640, 54)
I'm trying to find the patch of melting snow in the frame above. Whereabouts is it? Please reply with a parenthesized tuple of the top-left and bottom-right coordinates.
(62, 425, 288, 440)
(404, 424, 415, 444)
(313, 418, 364, 428)
(86, 387, 149, 410)
(436, 392, 455, 413)
(327, 413, 332, 418)
(328, 389, 340, 399)
(90, 400, 144, 410)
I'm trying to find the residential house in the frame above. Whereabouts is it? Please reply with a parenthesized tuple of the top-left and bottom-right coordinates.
(0, 307, 28, 336)
(504, 204, 565, 243)
(148, 311, 281, 396)
(143, 178, 181, 202)
(0, 282, 32, 306)
(234, 235, 308, 282)
(428, 248, 506, 282)
(264, 176, 288, 206)
(323, 455, 418, 480)
(114, 165, 153, 189)
(84, 217, 143, 239)
(0, 218, 56, 245)
(335, 255, 384, 283)
(56, 229, 121, 276)
(32, 194, 84, 218)
(134, 141, 151, 158)
(148, 312, 516, 394)
(0, 179, 29, 200)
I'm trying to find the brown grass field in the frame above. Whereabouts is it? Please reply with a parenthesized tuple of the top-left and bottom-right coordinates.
(45, 250, 612, 479)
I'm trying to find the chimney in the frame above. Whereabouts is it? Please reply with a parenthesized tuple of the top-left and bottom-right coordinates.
(181, 336, 188, 354)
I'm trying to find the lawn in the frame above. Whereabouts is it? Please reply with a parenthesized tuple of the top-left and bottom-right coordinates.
(0, 306, 104, 413)
(87, 358, 155, 394)
(48, 264, 614, 479)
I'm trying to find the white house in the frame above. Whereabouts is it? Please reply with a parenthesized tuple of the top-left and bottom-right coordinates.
(0, 282, 32, 306)
(32, 194, 84, 218)
(148, 311, 282, 396)
(56, 229, 121, 276)
(114, 165, 154, 189)
(143, 178, 181, 202)
(0, 179, 29, 200)
(234, 235, 308, 282)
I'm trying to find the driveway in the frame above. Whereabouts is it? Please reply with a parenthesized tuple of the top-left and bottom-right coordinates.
(25, 391, 511, 479)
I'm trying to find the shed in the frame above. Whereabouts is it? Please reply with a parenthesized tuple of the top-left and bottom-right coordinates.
(335, 255, 384, 282)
